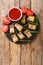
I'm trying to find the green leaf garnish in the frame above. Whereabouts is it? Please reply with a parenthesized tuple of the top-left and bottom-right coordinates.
(19, 40, 31, 42)
(5, 34, 11, 35)
(30, 31, 39, 33)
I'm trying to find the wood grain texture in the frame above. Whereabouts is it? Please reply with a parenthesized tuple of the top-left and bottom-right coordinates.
(31, 0, 43, 65)
(9, 0, 21, 65)
(39, 6, 43, 65)
(0, 0, 10, 65)
(10, 0, 14, 8)
(31, 36, 41, 65)
(31, 0, 42, 15)
(0, 0, 43, 65)
(10, 43, 21, 65)
(10, 0, 19, 8)
(19, 0, 30, 8)
(20, 0, 31, 65)
(20, 44, 31, 65)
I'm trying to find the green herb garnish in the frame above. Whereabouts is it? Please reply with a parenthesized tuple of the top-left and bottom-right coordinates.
(5, 34, 11, 35)
(30, 31, 39, 33)
(19, 40, 31, 42)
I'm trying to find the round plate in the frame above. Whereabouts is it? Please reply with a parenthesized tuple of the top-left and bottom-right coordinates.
(4, 9, 40, 44)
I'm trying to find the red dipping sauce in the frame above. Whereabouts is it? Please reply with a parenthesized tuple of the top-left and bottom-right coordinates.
(8, 7, 22, 21)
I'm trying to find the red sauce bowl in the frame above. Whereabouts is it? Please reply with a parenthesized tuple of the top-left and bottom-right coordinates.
(8, 7, 22, 21)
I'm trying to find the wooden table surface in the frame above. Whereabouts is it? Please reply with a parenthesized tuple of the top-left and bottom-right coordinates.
(0, 0, 43, 65)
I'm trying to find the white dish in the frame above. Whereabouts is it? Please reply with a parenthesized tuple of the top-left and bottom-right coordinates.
(8, 7, 22, 21)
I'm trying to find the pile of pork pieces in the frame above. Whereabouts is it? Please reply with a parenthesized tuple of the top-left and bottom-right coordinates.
(10, 15, 36, 43)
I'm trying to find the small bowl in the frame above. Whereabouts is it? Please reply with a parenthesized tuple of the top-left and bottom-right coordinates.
(8, 7, 22, 21)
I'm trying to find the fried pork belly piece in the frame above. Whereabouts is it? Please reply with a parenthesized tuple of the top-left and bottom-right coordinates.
(24, 30, 32, 38)
(27, 16, 35, 22)
(17, 32, 25, 39)
(12, 34, 18, 43)
(10, 25, 14, 34)
(21, 15, 26, 24)
(15, 23, 23, 31)
(28, 24, 36, 30)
